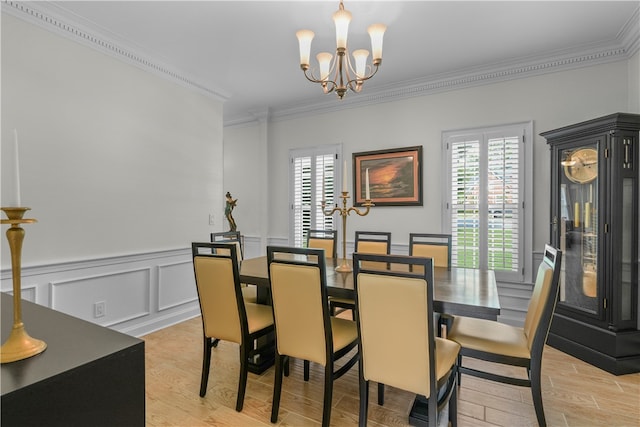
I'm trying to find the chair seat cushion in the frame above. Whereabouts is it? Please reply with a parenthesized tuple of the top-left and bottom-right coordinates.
(435, 337, 460, 381)
(330, 317, 358, 352)
(245, 303, 274, 334)
(448, 316, 530, 359)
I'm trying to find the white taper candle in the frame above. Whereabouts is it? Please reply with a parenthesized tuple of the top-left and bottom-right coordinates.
(365, 168, 370, 200)
(13, 129, 21, 207)
(342, 160, 347, 192)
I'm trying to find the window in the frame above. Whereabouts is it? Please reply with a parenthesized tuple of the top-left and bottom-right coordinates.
(290, 144, 342, 247)
(443, 122, 532, 282)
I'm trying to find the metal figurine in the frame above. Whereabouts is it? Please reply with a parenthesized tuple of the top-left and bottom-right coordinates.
(225, 192, 238, 232)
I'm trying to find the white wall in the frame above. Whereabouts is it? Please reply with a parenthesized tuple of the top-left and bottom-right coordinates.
(1, 13, 223, 265)
(223, 124, 264, 237)
(262, 60, 631, 252)
(1, 13, 223, 335)
(225, 59, 635, 324)
(630, 51, 640, 113)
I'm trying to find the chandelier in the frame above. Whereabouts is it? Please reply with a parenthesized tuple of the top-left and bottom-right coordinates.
(296, 1, 386, 99)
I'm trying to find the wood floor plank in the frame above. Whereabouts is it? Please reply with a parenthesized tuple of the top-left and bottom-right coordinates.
(143, 317, 640, 426)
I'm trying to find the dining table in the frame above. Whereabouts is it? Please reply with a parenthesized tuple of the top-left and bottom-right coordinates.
(240, 255, 501, 320)
(239, 255, 501, 427)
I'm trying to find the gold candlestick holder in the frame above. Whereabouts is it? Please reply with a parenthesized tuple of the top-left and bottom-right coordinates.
(1, 207, 46, 363)
(322, 192, 374, 273)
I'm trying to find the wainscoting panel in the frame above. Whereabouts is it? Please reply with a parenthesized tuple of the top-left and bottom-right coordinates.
(51, 267, 151, 328)
(1, 245, 548, 337)
(0, 248, 201, 337)
(158, 260, 197, 311)
(3, 285, 38, 303)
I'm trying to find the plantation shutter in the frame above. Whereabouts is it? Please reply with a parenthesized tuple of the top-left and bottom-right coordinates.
(292, 155, 312, 248)
(446, 124, 527, 282)
(450, 138, 481, 268)
(290, 146, 340, 248)
(486, 135, 520, 272)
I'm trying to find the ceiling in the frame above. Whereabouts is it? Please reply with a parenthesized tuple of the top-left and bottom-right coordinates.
(26, 1, 640, 126)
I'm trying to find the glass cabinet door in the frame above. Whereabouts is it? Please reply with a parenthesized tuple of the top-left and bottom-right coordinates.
(558, 143, 599, 315)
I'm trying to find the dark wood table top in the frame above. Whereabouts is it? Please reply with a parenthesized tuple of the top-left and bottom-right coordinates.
(240, 256, 501, 320)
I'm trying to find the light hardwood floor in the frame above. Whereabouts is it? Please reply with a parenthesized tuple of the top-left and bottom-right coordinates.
(144, 317, 639, 427)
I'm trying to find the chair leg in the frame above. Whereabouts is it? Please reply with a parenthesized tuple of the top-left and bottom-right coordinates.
(530, 361, 547, 427)
(359, 378, 369, 427)
(236, 342, 249, 412)
(200, 337, 212, 397)
(322, 364, 333, 427)
(377, 382, 384, 405)
(284, 355, 290, 377)
(304, 360, 310, 381)
(271, 354, 284, 423)
(456, 354, 462, 386)
(449, 379, 458, 427)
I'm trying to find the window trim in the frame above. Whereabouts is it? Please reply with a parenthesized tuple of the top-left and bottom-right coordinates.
(442, 122, 533, 283)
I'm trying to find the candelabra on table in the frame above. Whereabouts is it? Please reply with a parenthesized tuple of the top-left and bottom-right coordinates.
(322, 192, 374, 273)
(1, 207, 46, 363)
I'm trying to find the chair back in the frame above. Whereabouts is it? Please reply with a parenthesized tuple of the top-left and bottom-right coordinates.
(307, 229, 337, 258)
(523, 245, 562, 354)
(355, 231, 391, 269)
(211, 231, 243, 262)
(355, 231, 391, 254)
(267, 246, 332, 367)
(409, 233, 452, 269)
(192, 242, 247, 344)
(353, 253, 436, 398)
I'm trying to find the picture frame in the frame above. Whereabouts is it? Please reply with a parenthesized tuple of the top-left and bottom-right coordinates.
(353, 145, 423, 206)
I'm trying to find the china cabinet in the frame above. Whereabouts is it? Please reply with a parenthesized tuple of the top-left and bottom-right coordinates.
(542, 113, 639, 375)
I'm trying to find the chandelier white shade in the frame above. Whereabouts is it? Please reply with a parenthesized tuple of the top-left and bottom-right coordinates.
(296, 1, 386, 99)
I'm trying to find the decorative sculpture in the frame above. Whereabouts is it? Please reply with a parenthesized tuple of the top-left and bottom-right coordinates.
(225, 192, 238, 231)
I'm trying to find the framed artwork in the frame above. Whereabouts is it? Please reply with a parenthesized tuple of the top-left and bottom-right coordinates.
(353, 145, 423, 206)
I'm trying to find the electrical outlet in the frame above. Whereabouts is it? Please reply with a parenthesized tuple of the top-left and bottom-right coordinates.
(94, 301, 106, 318)
(209, 214, 215, 225)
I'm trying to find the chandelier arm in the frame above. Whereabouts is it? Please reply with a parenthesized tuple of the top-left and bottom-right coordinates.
(357, 63, 380, 82)
(301, 68, 337, 94)
(343, 51, 381, 93)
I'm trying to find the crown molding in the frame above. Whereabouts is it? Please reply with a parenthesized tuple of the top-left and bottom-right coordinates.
(3, 0, 637, 129)
(230, 6, 640, 128)
(2, 0, 230, 103)
(226, 36, 635, 127)
(263, 41, 633, 126)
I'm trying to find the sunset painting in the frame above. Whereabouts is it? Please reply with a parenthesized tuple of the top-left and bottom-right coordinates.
(353, 146, 422, 206)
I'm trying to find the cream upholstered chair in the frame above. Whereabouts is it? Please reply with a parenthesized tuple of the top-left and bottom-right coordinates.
(191, 242, 274, 412)
(353, 252, 460, 427)
(409, 233, 452, 270)
(210, 231, 243, 256)
(307, 229, 337, 258)
(355, 231, 392, 256)
(210, 231, 256, 303)
(329, 231, 392, 317)
(447, 244, 562, 427)
(267, 246, 359, 427)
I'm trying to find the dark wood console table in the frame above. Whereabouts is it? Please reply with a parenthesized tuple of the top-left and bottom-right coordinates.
(1, 293, 145, 426)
